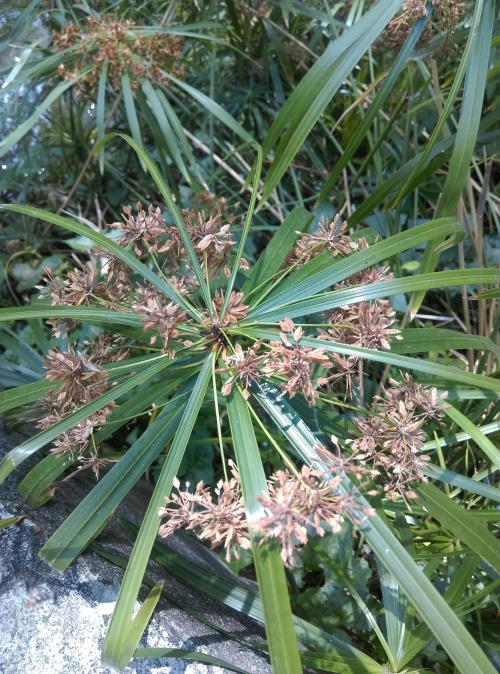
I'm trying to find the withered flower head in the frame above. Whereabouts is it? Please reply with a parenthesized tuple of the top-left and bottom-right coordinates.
(43, 348, 109, 411)
(132, 286, 188, 356)
(221, 340, 264, 398)
(54, 15, 184, 94)
(39, 347, 115, 477)
(352, 377, 445, 502)
(291, 213, 360, 267)
(213, 290, 249, 326)
(255, 466, 363, 567)
(382, 0, 466, 48)
(158, 464, 251, 562)
(112, 203, 167, 256)
(263, 320, 331, 405)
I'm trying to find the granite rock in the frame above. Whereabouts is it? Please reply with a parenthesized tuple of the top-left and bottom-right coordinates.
(0, 423, 271, 674)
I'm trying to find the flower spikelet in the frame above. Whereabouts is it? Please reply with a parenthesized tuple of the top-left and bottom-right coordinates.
(255, 466, 356, 567)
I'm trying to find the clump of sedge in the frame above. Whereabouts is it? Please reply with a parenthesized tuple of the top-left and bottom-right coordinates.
(54, 15, 183, 94)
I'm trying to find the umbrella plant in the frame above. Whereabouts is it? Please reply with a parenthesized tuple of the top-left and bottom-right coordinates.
(0, 131, 499, 673)
(0, 0, 498, 673)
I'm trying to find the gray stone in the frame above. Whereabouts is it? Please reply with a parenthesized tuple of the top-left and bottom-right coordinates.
(0, 423, 271, 674)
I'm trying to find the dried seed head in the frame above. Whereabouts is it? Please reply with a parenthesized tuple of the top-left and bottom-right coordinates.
(112, 203, 167, 256)
(158, 465, 251, 562)
(255, 466, 364, 567)
(43, 348, 109, 411)
(352, 377, 445, 502)
(291, 214, 361, 267)
(54, 15, 183, 94)
(132, 286, 188, 356)
(221, 341, 264, 398)
(263, 323, 331, 405)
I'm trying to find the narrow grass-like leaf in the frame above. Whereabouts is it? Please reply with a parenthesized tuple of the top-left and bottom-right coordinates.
(259, 0, 401, 204)
(96, 61, 108, 173)
(417, 483, 500, 574)
(243, 328, 500, 392)
(442, 405, 500, 470)
(241, 205, 312, 296)
(122, 71, 146, 167)
(94, 133, 211, 310)
(0, 304, 142, 327)
(393, 328, 500, 358)
(249, 269, 500, 322)
(0, 516, 24, 528)
(19, 452, 73, 508)
(410, 0, 494, 315)
(0, 74, 86, 157)
(121, 520, 382, 672)
(0, 354, 172, 484)
(318, 8, 428, 201)
(102, 354, 212, 670)
(141, 80, 191, 184)
(165, 74, 254, 143)
(133, 648, 250, 674)
(422, 464, 500, 504)
(0, 205, 198, 319)
(40, 382, 192, 571)
(245, 218, 462, 319)
(253, 383, 497, 674)
(227, 390, 302, 674)
(0, 379, 52, 414)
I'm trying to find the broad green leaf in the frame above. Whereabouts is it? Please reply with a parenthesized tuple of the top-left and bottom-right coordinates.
(102, 354, 212, 670)
(227, 389, 302, 674)
(253, 382, 497, 674)
(417, 483, 500, 574)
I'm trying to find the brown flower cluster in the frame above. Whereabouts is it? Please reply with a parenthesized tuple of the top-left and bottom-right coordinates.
(159, 466, 251, 562)
(132, 286, 187, 356)
(54, 15, 183, 93)
(221, 320, 330, 405)
(382, 0, 466, 48)
(327, 267, 399, 348)
(43, 197, 243, 354)
(159, 463, 368, 567)
(352, 375, 447, 502)
(38, 346, 119, 476)
(291, 214, 362, 268)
